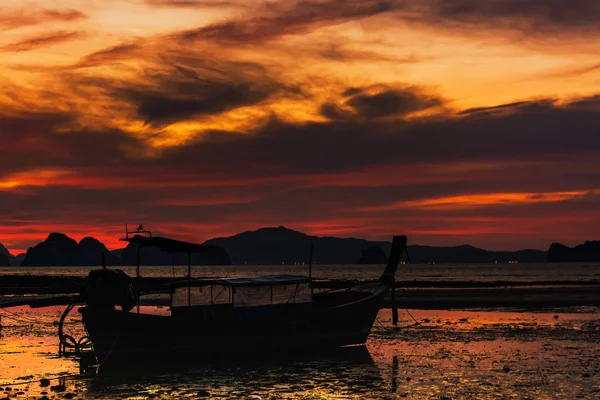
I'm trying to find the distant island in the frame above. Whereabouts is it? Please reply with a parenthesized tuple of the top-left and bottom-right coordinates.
(0, 226, 555, 267)
(547, 241, 600, 262)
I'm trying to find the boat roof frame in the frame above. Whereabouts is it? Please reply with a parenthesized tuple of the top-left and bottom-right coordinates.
(169, 275, 311, 289)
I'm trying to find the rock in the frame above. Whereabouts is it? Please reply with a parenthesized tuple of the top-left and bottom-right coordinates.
(63, 393, 76, 399)
(50, 384, 66, 392)
(4, 388, 11, 391)
(197, 390, 210, 397)
(40, 379, 50, 387)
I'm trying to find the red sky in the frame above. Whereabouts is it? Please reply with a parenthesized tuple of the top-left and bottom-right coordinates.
(1, 0, 600, 254)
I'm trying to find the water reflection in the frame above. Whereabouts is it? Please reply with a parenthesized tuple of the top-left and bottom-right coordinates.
(85, 346, 387, 399)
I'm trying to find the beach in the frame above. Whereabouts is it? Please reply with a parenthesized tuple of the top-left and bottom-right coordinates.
(1, 263, 599, 398)
(1, 306, 599, 399)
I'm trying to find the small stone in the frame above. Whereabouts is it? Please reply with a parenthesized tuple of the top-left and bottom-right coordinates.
(406, 377, 411, 381)
(40, 396, 49, 400)
(50, 384, 66, 392)
(459, 318, 468, 322)
(502, 365, 510, 373)
(40, 392, 47, 395)
(4, 388, 11, 392)
(40, 379, 50, 387)
(16, 392, 25, 395)
(197, 390, 210, 397)
(63, 393, 75, 399)
(582, 373, 591, 378)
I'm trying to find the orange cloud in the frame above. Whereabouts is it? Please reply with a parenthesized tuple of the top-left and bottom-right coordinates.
(364, 191, 598, 211)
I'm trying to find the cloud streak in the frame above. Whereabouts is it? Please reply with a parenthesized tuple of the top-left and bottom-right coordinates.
(0, 8, 87, 31)
(2, 31, 87, 52)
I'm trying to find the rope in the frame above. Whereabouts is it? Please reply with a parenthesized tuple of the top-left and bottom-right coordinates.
(0, 307, 40, 324)
(58, 303, 93, 355)
(96, 312, 129, 375)
(404, 308, 420, 325)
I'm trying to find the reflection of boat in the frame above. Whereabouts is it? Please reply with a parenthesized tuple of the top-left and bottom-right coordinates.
(77, 229, 408, 364)
(85, 345, 385, 398)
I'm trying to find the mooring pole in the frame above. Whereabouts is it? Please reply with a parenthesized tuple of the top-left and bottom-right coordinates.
(391, 279, 398, 326)
(188, 252, 191, 307)
(308, 244, 314, 279)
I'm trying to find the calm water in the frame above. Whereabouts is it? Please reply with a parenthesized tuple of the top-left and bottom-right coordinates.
(2, 262, 600, 282)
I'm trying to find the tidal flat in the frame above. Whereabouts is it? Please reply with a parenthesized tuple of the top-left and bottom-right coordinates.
(1, 307, 599, 399)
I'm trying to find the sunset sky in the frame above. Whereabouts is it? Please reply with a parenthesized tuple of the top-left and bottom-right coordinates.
(1, 0, 600, 254)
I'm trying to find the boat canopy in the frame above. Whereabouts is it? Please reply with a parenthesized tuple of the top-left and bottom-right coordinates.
(120, 236, 209, 254)
(171, 275, 313, 308)
(170, 275, 310, 288)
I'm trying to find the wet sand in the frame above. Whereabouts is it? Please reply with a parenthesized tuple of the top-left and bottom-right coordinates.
(1, 306, 599, 399)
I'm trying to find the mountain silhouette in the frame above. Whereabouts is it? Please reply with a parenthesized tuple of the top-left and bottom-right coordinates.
(205, 226, 547, 264)
(0, 243, 12, 266)
(547, 241, 600, 262)
(21, 233, 86, 266)
(205, 226, 391, 265)
(79, 237, 119, 266)
(119, 236, 231, 266)
(357, 246, 388, 264)
(8, 226, 549, 266)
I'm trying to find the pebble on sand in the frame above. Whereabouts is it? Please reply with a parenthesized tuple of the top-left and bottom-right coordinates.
(197, 389, 210, 397)
(39, 379, 50, 387)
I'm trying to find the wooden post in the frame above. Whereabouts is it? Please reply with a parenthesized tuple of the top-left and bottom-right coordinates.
(308, 244, 314, 279)
(391, 282, 398, 326)
(188, 253, 191, 307)
(136, 245, 141, 314)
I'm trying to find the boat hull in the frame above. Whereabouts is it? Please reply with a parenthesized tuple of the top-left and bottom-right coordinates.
(79, 284, 387, 363)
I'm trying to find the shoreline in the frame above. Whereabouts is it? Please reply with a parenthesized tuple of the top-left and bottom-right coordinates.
(2, 274, 600, 311)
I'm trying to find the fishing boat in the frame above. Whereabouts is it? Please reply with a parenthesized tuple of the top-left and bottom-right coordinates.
(72, 228, 407, 364)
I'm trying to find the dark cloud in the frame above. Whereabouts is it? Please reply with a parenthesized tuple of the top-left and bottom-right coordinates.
(152, 95, 600, 178)
(458, 101, 532, 115)
(0, 8, 87, 31)
(145, 0, 236, 7)
(397, 0, 600, 37)
(102, 62, 295, 124)
(321, 85, 444, 120)
(0, 112, 144, 175)
(177, 0, 393, 44)
(2, 31, 87, 52)
(345, 86, 443, 118)
(130, 80, 275, 124)
(74, 43, 142, 68)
